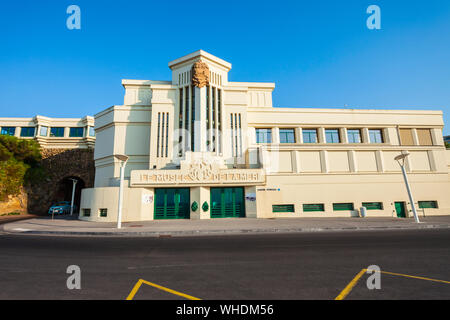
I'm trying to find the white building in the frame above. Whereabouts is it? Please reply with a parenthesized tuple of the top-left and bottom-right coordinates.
(75, 50, 450, 221)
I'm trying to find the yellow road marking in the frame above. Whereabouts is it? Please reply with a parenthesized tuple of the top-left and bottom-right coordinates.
(336, 268, 450, 300)
(126, 279, 201, 300)
(335, 268, 367, 300)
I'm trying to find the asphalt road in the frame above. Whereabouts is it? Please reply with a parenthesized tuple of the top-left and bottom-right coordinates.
(0, 229, 449, 300)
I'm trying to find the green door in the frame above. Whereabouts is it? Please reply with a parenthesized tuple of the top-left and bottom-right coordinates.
(394, 202, 406, 218)
(210, 187, 245, 218)
(154, 188, 190, 219)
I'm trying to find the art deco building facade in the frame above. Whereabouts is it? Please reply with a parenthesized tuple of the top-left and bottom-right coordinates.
(75, 50, 450, 221)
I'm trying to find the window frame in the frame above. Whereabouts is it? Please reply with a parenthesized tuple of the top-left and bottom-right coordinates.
(347, 129, 362, 143)
(20, 127, 35, 137)
(418, 201, 438, 209)
(303, 204, 325, 212)
(325, 129, 341, 143)
(369, 129, 384, 144)
(279, 128, 296, 144)
(69, 127, 84, 138)
(272, 204, 295, 213)
(99, 208, 108, 217)
(362, 202, 384, 210)
(255, 128, 272, 144)
(1, 127, 16, 136)
(302, 129, 318, 143)
(332, 203, 355, 211)
(50, 127, 65, 137)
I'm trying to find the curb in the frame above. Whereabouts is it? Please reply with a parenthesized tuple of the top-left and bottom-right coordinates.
(3, 224, 450, 237)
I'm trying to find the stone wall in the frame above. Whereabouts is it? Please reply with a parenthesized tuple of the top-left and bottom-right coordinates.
(26, 148, 95, 214)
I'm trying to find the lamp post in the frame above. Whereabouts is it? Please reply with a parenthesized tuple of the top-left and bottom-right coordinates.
(69, 178, 78, 216)
(114, 154, 129, 229)
(395, 153, 420, 223)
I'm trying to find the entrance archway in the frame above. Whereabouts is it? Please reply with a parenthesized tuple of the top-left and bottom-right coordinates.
(53, 177, 85, 213)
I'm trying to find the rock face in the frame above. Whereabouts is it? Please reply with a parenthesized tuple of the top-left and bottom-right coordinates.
(0, 189, 27, 215)
(191, 60, 210, 88)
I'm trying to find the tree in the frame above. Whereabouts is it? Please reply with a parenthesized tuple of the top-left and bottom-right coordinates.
(0, 135, 44, 200)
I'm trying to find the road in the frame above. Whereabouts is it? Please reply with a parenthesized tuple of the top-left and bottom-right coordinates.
(0, 229, 449, 300)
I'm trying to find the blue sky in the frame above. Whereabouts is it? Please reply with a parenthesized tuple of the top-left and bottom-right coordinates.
(1, 0, 449, 134)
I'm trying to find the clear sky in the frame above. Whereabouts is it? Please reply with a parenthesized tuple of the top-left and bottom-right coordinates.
(1, 0, 449, 134)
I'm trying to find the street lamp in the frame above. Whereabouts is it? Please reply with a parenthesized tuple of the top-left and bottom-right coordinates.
(69, 178, 78, 216)
(394, 152, 420, 223)
(114, 154, 129, 229)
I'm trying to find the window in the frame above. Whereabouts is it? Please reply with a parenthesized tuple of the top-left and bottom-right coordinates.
(333, 203, 354, 211)
(40, 126, 48, 137)
(418, 201, 438, 209)
(69, 127, 84, 137)
(279, 129, 295, 143)
(50, 127, 65, 137)
(302, 129, 317, 143)
(369, 129, 384, 143)
(417, 129, 433, 146)
(82, 209, 91, 217)
(20, 127, 35, 137)
(303, 204, 325, 212)
(347, 129, 362, 143)
(325, 129, 340, 143)
(1, 127, 15, 136)
(399, 128, 414, 145)
(256, 128, 272, 143)
(272, 204, 295, 213)
(362, 202, 383, 210)
(99, 208, 108, 217)
(88, 127, 95, 137)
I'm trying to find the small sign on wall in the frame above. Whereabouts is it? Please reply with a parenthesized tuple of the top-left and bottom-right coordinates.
(245, 193, 256, 201)
(142, 194, 153, 204)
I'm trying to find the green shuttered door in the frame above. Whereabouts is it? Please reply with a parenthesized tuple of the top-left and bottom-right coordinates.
(210, 187, 245, 218)
(154, 188, 190, 219)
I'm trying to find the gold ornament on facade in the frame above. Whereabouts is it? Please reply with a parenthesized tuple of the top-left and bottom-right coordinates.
(191, 61, 210, 88)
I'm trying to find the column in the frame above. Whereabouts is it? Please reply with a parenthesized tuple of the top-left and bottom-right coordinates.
(295, 127, 303, 144)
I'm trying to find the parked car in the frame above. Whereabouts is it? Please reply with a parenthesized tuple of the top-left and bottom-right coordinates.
(48, 201, 76, 215)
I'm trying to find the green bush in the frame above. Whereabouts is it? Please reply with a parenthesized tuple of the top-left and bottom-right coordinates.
(0, 135, 45, 200)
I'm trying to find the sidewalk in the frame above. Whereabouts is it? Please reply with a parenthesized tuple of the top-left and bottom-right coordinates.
(2, 215, 450, 237)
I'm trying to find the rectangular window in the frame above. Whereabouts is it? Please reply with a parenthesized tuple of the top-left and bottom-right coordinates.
(369, 129, 384, 143)
(1, 127, 16, 136)
(347, 129, 362, 143)
(272, 204, 295, 213)
(417, 129, 433, 146)
(191, 85, 195, 152)
(325, 129, 340, 143)
(82, 209, 91, 217)
(303, 204, 325, 212)
(418, 201, 438, 209)
(40, 126, 48, 137)
(362, 202, 383, 210)
(69, 127, 84, 137)
(333, 203, 354, 211)
(50, 127, 65, 137)
(99, 208, 107, 217)
(302, 129, 317, 143)
(255, 128, 272, 143)
(88, 127, 95, 137)
(20, 127, 35, 137)
(399, 128, 414, 145)
(279, 128, 295, 143)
